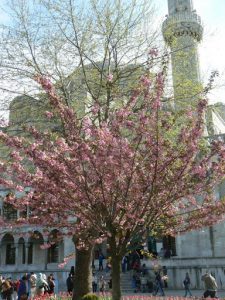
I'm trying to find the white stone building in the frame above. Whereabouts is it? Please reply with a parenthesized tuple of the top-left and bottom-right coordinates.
(0, 187, 75, 291)
(158, 0, 225, 289)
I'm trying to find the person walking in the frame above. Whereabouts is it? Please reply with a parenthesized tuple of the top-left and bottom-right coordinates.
(47, 274, 55, 295)
(17, 276, 28, 300)
(66, 274, 73, 294)
(141, 274, 148, 293)
(36, 273, 48, 296)
(11, 279, 19, 300)
(98, 253, 104, 271)
(98, 275, 106, 292)
(122, 256, 127, 273)
(29, 273, 37, 299)
(92, 273, 97, 293)
(183, 272, 192, 297)
(1, 279, 13, 300)
(201, 272, 218, 298)
(153, 271, 165, 296)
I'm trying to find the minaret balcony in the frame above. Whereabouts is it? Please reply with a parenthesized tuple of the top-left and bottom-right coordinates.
(162, 11, 203, 44)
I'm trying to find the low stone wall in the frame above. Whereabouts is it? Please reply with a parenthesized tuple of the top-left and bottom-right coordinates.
(144, 257, 225, 289)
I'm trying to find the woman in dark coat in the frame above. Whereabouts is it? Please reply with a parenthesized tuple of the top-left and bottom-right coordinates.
(17, 276, 27, 300)
(183, 272, 192, 297)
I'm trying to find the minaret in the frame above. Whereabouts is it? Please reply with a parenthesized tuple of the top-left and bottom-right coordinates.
(162, 0, 203, 108)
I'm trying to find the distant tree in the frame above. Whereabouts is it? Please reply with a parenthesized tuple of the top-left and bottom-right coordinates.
(0, 58, 224, 299)
(0, 0, 160, 119)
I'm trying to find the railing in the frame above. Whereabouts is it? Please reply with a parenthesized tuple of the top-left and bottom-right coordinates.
(162, 11, 202, 31)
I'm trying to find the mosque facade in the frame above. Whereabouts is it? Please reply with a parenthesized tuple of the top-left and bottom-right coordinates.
(160, 0, 225, 289)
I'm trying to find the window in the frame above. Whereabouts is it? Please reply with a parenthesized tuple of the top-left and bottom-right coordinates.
(148, 236, 157, 254)
(163, 236, 176, 256)
(28, 243, 33, 264)
(6, 244, 15, 265)
(47, 230, 60, 263)
(48, 244, 59, 263)
(22, 243, 26, 264)
(19, 206, 28, 219)
(3, 194, 17, 221)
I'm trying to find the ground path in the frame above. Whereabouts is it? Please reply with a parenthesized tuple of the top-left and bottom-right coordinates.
(122, 289, 225, 298)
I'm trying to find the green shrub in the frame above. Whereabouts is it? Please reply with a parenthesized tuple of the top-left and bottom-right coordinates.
(81, 293, 100, 300)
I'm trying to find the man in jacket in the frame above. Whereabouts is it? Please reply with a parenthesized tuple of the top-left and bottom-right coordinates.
(201, 272, 218, 298)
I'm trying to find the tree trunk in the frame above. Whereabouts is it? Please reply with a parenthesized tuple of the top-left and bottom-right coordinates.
(111, 254, 122, 300)
(73, 244, 93, 300)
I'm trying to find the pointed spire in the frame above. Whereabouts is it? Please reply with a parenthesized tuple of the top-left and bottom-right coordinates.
(168, 0, 193, 15)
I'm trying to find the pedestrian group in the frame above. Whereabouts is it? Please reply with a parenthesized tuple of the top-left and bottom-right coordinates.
(0, 273, 55, 300)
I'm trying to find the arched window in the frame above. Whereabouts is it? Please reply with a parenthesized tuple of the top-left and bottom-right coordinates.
(28, 243, 33, 264)
(2, 234, 15, 265)
(6, 244, 15, 264)
(48, 230, 60, 263)
(48, 244, 59, 263)
(18, 237, 26, 264)
(28, 231, 44, 265)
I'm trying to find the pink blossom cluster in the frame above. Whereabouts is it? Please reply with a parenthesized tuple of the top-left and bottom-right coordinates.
(148, 48, 159, 57)
(106, 74, 113, 82)
(0, 66, 224, 300)
(58, 253, 75, 269)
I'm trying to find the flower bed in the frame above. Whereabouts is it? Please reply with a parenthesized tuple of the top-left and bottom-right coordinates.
(33, 292, 219, 300)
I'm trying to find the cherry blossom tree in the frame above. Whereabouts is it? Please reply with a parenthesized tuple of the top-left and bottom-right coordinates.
(0, 61, 225, 300)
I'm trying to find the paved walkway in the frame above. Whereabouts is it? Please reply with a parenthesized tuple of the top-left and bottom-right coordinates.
(123, 289, 225, 298)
